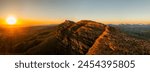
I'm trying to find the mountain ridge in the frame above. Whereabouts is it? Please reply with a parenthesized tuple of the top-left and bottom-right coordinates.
(11, 20, 150, 55)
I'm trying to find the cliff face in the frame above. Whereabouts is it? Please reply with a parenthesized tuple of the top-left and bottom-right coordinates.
(13, 20, 150, 55)
(87, 25, 150, 55)
(56, 20, 106, 54)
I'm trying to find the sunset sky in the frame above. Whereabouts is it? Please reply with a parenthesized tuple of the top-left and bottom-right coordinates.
(0, 0, 150, 26)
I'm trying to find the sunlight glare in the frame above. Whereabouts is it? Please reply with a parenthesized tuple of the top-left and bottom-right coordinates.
(6, 16, 17, 25)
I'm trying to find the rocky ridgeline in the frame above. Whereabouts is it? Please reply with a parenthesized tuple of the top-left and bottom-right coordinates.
(12, 20, 150, 55)
(56, 20, 106, 54)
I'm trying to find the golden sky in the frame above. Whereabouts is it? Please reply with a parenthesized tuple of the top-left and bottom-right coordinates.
(0, 0, 150, 26)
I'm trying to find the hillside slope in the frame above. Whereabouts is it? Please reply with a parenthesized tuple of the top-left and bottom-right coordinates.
(12, 20, 150, 55)
(87, 25, 150, 55)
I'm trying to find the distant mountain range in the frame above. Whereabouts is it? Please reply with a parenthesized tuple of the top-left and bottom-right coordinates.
(0, 20, 150, 55)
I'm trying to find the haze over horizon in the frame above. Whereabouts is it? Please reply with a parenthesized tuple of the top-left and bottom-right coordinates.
(0, 0, 150, 26)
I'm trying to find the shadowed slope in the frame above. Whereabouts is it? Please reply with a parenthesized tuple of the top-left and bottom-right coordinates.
(87, 25, 150, 55)
(25, 20, 106, 54)
(11, 20, 150, 55)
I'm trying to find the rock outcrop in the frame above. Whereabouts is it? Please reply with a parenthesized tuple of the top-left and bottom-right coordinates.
(12, 20, 150, 55)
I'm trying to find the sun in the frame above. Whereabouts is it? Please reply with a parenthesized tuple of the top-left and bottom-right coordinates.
(6, 16, 17, 25)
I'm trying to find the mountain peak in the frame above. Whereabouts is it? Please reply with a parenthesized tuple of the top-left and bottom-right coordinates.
(12, 20, 150, 55)
(63, 20, 75, 24)
(77, 20, 103, 24)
